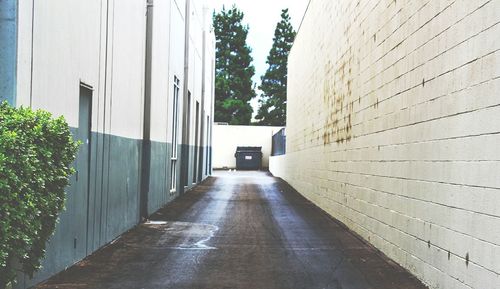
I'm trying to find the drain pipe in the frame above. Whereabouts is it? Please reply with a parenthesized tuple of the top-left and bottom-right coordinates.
(180, 0, 191, 193)
(139, 0, 154, 220)
(199, 6, 208, 181)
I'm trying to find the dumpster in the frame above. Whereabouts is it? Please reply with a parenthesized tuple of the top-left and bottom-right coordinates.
(235, 147, 263, 170)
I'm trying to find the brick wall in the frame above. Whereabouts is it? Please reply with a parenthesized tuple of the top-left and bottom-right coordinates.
(270, 0, 500, 288)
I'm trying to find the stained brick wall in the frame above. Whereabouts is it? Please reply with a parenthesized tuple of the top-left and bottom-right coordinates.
(270, 0, 500, 288)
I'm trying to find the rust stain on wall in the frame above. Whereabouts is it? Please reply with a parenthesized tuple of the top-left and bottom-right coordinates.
(322, 49, 356, 145)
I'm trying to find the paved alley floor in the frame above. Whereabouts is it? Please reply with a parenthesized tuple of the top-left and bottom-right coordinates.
(36, 171, 427, 289)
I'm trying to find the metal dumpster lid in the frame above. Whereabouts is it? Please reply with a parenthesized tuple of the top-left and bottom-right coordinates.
(236, 146, 262, 152)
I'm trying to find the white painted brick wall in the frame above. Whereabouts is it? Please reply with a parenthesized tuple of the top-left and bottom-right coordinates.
(270, 0, 500, 288)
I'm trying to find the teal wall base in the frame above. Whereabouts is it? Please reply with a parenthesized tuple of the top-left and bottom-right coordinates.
(14, 132, 212, 289)
(15, 131, 141, 288)
(0, 0, 17, 104)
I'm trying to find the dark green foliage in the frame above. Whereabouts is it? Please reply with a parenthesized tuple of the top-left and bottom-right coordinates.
(213, 6, 256, 125)
(255, 9, 296, 126)
(0, 102, 79, 288)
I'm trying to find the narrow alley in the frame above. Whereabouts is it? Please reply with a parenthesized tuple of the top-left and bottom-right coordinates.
(36, 171, 426, 289)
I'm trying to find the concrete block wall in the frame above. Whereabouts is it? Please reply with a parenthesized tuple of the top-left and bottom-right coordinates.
(270, 0, 500, 288)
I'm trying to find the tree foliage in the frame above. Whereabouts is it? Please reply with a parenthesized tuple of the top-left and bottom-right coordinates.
(255, 9, 296, 126)
(0, 102, 79, 288)
(213, 6, 256, 125)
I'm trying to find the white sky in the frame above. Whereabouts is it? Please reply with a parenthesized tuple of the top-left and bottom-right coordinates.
(209, 0, 310, 116)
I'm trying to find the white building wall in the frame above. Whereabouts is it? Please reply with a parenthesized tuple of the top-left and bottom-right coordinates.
(270, 1, 500, 288)
(213, 124, 283, 169)
(106, 0, 147, 139)
(187, 0, 203, 145)
(166, 0, 187, 144)
(16, 0, 103, 128)
(12, 0, 216, 287)
(16, 0, 146, 139)
(150, 0, 176, 143)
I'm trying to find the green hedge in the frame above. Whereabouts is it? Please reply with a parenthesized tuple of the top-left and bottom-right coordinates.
(0, 102, 79, 288)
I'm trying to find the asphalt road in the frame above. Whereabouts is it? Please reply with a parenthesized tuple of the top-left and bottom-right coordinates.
(36, 171, 427, 289)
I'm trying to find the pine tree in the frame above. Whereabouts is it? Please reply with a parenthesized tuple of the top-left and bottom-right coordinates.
(213, 6, 256, 125)
(255, 9, 296, 126)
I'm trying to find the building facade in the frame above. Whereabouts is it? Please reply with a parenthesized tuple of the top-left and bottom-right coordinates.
(270, 0, 500, 288)
(0, 0, 215, 287)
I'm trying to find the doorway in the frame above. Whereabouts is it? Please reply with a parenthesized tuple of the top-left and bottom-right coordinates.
(193, 101, 200, 183)
(170, 76, 180, 194)
(75, 84, 92, 258)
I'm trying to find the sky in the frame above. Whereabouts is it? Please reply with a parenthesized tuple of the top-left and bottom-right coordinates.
(209, 0, 310, 116)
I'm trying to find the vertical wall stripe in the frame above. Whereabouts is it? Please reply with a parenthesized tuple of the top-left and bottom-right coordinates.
(29, 0, 34, 107)
(140, 0, 154, 218)
(180, 0, 191, 193)
(0, 0, 18, 105)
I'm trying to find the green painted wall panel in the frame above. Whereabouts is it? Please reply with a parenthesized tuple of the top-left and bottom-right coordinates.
(103, 134, 141, 243)
(0, 0, 17, 104)
(147, 142, 170, 215)
(16, 132, 141, 288)
(15, 133, 210, 288)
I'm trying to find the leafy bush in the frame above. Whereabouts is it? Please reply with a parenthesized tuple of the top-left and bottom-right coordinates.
(0, 102, 79, 288)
